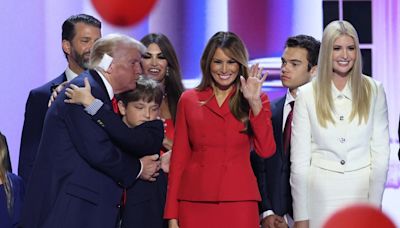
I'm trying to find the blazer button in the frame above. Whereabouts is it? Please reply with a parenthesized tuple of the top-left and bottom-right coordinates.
(340, 160, 345, 165)
(339, 138, 346, 143)
(116, 204, 121, 208)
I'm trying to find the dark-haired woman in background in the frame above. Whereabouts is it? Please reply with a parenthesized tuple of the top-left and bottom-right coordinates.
(141, 33, 185, 172)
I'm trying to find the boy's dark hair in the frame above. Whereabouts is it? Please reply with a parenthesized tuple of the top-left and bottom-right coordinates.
(117, 75, 164, 106)
(285, 35, 321, 71)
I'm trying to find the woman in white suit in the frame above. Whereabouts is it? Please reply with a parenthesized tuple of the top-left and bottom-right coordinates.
(290, 20, 390, 228)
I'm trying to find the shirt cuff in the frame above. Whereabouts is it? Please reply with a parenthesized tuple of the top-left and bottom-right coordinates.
(84, 99, 103, 116)
(136, 159, 143, 179)
(260, 210, 275, 221)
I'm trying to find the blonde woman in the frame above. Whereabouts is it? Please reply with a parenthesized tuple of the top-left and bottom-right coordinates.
(0, 132, 24, 228)
(290, 20, 389, 228)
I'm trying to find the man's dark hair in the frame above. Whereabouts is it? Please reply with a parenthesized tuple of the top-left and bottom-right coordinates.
(62, 14, 101, 41)
(61, 14, 101, 57)
(285, 35, 320, 71)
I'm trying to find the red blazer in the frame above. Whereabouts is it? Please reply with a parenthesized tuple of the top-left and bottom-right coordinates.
(164, 87, 276, 219)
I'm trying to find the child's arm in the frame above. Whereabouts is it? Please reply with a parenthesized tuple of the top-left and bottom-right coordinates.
(65, 78, 163, 157)
(65, 77, 95, 107)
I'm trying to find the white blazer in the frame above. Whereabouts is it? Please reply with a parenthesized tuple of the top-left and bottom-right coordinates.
(290, 76, 390, 221)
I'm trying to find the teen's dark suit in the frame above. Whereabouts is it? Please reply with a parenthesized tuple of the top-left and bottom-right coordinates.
(252, 96, 293, 217)
(19, 73, 66, 183)
(20, 70, 162, 228)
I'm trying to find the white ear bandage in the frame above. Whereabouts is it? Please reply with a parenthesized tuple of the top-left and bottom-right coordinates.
(98, 54, 113, 71)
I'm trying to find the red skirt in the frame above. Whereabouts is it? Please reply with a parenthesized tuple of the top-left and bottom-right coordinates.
(178, 201, 259, 228)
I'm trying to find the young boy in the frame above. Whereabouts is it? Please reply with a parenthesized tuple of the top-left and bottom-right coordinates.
(117, 76, 164, 128)
(65, 75, 168, 171)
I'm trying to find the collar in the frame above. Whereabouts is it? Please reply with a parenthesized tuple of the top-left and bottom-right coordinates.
(197, 86, 237, 101)
(332, 81, 352, 100)
(96, 70, 114, 100)
(285, 89, 296, 106)
(197, 86, 237, 117)
(65, 66, 79, 82)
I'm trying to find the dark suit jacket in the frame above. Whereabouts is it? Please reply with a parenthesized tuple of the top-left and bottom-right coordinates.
(19, 73, 66, 183)
(121, 170, 168, 228)
(0, 172, 24, 228)
(20, 70, 154, 228)
(251, 96, 292, 217)
(89, 96, 167, 228)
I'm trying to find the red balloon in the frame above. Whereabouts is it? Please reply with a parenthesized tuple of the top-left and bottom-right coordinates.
(91, 0, 158, 27)
(323, 204, 395, 228)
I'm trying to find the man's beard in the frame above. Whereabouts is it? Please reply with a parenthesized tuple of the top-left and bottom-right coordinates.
(71, 49, 90, 70)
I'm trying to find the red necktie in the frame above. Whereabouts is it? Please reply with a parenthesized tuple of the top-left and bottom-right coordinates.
(283, 101, 294, 155)
(111, 97, 119, 114)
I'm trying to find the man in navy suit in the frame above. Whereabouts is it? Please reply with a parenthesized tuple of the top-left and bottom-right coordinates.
(65, 76, 168, 228)
(252, 35, 320, 228)
(20, 34, 163, 228)
(18, 14, 102, 183)
(86, 80, 168, 228)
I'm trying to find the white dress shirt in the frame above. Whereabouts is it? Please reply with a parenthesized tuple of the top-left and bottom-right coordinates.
(65, 66, 79, 82)
(260, 89, 297, 227)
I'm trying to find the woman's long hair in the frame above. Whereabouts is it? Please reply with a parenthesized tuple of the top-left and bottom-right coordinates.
(197, 31, 252, 134)
(141, 33, 185, 124)
(314, 20, 372, 127)
(0, 132, 13, 216)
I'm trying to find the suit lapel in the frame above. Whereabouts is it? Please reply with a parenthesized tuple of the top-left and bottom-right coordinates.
(272, 96, 286, 160)
(85, 70, 112, 108)
(198, 87, 235, 118)
(89, 70, 109, 98)
(49, 73, 67, 93)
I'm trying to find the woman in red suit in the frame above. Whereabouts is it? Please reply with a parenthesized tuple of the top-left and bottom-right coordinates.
(164, 31, 276, 228)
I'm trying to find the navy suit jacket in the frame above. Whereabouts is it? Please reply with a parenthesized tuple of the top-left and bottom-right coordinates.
(19, 73, 66, 183)
(89, 93, 167, 228)
(20, 70, 154, 228)
(0, 172, 24, 228)
(251, 96, 292, 217)
(121, 170, 168, 228)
